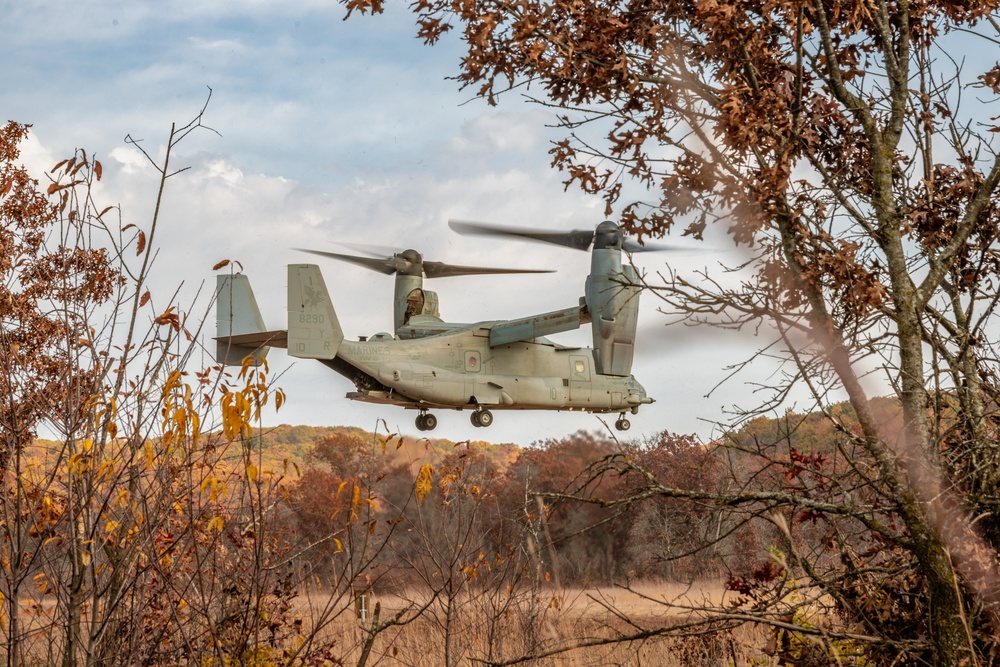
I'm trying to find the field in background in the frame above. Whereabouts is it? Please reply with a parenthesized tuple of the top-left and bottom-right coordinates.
(291, 580, 776, 666)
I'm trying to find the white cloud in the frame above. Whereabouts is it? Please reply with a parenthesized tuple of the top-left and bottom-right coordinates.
(188, 36, 248, 54)
(444, 112, 553, 157)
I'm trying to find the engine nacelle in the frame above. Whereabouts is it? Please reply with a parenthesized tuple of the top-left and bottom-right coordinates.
(585, 224, 641, 376)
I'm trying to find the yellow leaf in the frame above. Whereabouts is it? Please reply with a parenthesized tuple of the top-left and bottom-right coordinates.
(208, 516, 224, 532)
(246, 463, 258, 483)
(416, 464, 433, 501)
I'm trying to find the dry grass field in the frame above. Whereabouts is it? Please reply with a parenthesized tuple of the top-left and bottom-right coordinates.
(9, 582, 782, 666)
(295, 581, 778, 667)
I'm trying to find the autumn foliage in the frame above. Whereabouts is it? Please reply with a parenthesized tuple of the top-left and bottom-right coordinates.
(342, 0, 1000, 664)
(0, 119, 346, 667)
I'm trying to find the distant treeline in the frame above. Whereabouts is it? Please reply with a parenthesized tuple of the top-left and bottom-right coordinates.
(268, 399, 895, 588)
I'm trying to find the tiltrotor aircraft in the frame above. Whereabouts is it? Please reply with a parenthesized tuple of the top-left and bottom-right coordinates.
(215, 220, 656, 432)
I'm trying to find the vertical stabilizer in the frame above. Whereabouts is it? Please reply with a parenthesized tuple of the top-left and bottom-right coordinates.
(287, 264, 344, 359)
(216, 274, 270, 366)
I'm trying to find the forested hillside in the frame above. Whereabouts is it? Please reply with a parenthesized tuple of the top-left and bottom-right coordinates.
(277, 399, 884, 588)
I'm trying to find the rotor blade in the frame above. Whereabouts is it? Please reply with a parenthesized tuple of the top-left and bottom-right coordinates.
(422, 261, 554, 279)
(449, 220, 596, 251)
(297, 247, 553, 278)
(336, 241, 400, 258)
(452, 219, 687, 254)
(294, 248, 398, 275)
(622, 238, 680, 253)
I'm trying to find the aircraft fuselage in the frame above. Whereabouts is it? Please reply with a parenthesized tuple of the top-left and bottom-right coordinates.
(333, 325, 649, 413)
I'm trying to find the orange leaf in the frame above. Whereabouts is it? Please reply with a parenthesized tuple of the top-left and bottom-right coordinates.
(213, 259, 230, 271)
(136, 230, 146, 255)
(154, 307, 177, 326)
(94, 160, 103, 181)
(139, 291, 151, 307)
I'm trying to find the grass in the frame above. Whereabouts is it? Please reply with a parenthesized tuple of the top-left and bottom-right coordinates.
(8, 580, 778, 666)
(292, 580, 776, 666)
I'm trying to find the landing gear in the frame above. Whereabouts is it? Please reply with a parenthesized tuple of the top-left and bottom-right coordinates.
(615, 415, 631, 431)
(416, 412, 438, 432)
(470, 409, 494, 428)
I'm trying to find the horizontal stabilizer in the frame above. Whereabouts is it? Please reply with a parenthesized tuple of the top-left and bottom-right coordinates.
(224, 330, 288, 349)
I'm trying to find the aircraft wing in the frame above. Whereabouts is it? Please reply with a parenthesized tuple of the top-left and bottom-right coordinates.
(488, 305, 589, 347)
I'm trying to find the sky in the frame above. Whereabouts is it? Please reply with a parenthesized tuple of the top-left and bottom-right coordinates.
(2, 0, 780, 446)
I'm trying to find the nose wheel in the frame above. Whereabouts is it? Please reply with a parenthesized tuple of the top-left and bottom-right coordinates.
(416, 411, 438, 431)
(614, 415, 631, 431)
(470, 409, 494, 428)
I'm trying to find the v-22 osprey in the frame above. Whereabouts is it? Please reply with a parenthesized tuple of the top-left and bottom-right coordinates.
(215, 220, 656, 432)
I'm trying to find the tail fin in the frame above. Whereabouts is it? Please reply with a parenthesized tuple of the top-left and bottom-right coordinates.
(287, 264, 344, 360)
(216, 274, 271, 366)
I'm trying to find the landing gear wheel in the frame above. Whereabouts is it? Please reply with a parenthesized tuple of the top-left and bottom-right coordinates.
(476, 409, 494, 427)
(615, 418, 631, 432)
(470, 411, 482, 427)
(416, 413, 437, 431)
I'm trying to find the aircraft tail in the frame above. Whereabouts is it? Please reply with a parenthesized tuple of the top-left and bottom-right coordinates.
(287, 264, 344, 360)
(216, 274, 271, 366)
